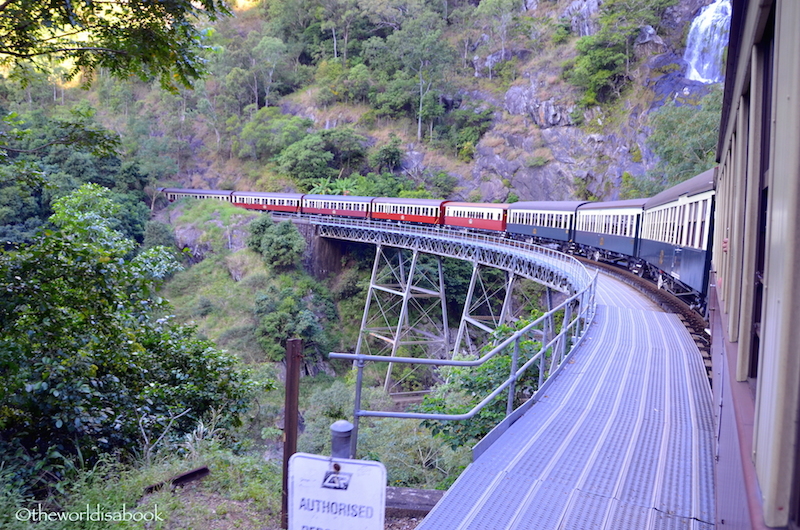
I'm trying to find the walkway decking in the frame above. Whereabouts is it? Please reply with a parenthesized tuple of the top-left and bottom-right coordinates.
(417, 272, 715, 530)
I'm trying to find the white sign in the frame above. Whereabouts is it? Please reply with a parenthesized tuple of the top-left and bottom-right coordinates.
(288, 452, 386, 530)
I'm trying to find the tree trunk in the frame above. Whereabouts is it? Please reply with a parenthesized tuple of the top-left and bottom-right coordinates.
(417, 71, 424, 142)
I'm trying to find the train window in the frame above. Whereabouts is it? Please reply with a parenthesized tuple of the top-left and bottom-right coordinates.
(699, 199, 708, 249)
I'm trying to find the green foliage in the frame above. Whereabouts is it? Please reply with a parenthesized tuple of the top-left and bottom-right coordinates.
(253, 274, 336, 361)
(629, 142, 643, 163)
(246, 214, 275, 254)
(552, 19, 572, 45)
(494, 58, 519, 86)
(276, 127, 367, 189)
(238, 107, 313, 161)
(525, 155, 549, 168)
(360, 419, 471, 488)
(1, 440, 284, 530)
(143, 221, 177, 252)
(417, 320, 543, 448)
(383, 10, 455, 141)
(566, 0, 678, 105)
(567, 33, 628, 106)
(474, 0, 518, 58)
(432, 106, 494, 158)
(0, 108, 149, 244)
(250, 219, 306, 271)
(368, 133, 403, 172)
(0, 0, 230, 90)
(619, 171, 664, 199)
(646, 86, 722, 185)
(0, 187, 258, 493)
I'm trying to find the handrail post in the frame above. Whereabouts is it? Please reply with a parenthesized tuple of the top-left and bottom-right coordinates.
(507, 337, 520, 416)
(560, 300, 573, 365)
(350, 358, 365, 459)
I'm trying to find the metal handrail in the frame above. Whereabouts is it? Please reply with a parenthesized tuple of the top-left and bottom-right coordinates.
(309, 216, 594, 293)
(313, 213, 599, 458)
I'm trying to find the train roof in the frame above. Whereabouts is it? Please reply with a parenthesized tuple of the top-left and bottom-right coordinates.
(445, 202, 511, 209)
(302, 195, 375, 203)
(372, 197, 448, 206)
(162, 188, 232, 195)
(577, 198, 648, 211)
(509, 201, 589, 212)
(643, 168, 716, 210)
(232, 191, 304, 199)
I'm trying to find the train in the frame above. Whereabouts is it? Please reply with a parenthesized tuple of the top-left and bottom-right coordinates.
(161, 167, 715, 311)
(710, 1, 800, 528)
(162, 2, 800, 521)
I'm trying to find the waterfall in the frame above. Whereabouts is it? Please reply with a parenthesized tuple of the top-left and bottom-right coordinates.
(683, 0, 732, 84)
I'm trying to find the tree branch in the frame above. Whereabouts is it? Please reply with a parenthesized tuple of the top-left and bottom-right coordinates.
(0, 46, 126, 59)
(3, 137, 77, 154)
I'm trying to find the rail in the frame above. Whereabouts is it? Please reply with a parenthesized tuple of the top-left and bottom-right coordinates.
(310, 216, 593, 294)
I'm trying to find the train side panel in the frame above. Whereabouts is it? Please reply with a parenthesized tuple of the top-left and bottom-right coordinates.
(301, 195, 373, 218)
(637, 240, 709, 294)
(575, 200, 647, 258)
(232, 192, 303, 213)
(371, 198, 446, 225)
(443, 203, 508, 232)
(506, 201, 587, 243)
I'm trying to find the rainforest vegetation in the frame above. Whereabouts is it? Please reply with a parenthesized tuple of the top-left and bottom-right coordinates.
(0, 0, 722, 526)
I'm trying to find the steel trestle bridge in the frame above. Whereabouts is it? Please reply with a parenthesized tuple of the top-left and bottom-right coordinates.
(303, 215, 714, 530)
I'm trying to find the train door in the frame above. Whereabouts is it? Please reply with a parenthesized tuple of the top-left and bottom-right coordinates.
(747, 13, 774, 382)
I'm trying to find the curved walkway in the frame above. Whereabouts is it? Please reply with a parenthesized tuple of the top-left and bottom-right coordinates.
(417, 271, 715, 530)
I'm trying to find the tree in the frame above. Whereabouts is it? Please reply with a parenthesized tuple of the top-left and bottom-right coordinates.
(320, 0, 362, 64)
(474, 0, 518, 59)
(646, 87, 722, 185)
(566, 0, 677, 105)
(277, 135, 337, 187)
(254, 36, 288, 107)
(253, 275, 336, 361)
(358, 0, 425, 31)
(0, 0, 230, 90)
(386, 11, 454, 141)
(249, 217, 306, 271)
(417, 320, 543, 448)
(238, 107, 312, 161)
(0, 185, 257, 490)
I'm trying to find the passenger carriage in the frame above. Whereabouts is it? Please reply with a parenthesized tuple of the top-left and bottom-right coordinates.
(443, 202, 509, 232)
(301, 195, 373, 218)
(638, 169, 715, 298)
(574, 199, 647, 260)
(371, 198, 447, 225)
(231, 191, 303, 213)
(162, 188, 232, 202)
(507, 201, 588, 245)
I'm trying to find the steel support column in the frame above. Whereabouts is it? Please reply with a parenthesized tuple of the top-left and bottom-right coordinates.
(453, 264, 517, 357)
(355, 245, 451, 393)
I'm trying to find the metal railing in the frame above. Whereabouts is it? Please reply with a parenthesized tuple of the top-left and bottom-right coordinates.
(311, 216, 593, 294)
(315, 216, 598, 459)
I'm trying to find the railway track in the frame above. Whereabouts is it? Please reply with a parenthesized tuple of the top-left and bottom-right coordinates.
(577, 257, 712, 386)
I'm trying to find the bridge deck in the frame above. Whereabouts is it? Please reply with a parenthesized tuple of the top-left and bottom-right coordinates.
(417, 272, 715, 530)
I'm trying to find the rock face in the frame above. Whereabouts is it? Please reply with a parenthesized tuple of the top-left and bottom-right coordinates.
(504, 79, 574, 128)
(466, 0, 713, 202)
(563, 0, 602, 37)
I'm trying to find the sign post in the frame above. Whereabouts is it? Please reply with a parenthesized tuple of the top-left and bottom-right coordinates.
(288, 452, 386, 530)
